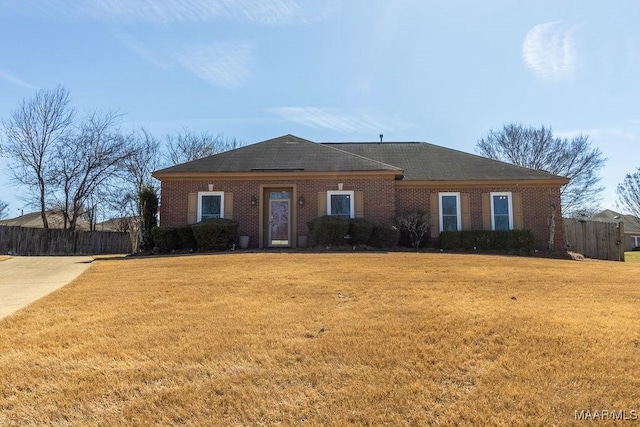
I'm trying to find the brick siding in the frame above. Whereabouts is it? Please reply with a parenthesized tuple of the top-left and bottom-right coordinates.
(160, 177, 396, 248)
(160, 178, 565, 250)
(396, 185, 565, 250)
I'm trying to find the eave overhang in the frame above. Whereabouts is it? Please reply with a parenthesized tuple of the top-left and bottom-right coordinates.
(152, 169, 402, 181)
(394, 178, 570, 188)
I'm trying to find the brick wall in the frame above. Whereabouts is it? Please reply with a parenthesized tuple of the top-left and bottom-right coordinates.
(160, 177, 396, 247)
(160, 178, 564, 250)
(396, 185, 565, 250)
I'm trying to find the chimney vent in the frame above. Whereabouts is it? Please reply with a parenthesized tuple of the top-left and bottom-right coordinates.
(379, 134, 383, 143)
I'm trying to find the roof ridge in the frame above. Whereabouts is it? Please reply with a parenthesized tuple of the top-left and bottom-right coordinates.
(319, 143, 403, 171)
(322, 141, 422, 145)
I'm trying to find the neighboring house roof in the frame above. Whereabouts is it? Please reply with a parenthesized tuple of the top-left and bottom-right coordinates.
(590, 209, 640, 233)
(95, 217, 136, 232)
(0, 211, 127, 232)
(154, 135, 402, 176)
(0, 211, 90, 230)
(153, 134, 569, 184)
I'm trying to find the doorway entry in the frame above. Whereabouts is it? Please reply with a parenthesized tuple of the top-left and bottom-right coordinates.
(266, 189, 292, 247)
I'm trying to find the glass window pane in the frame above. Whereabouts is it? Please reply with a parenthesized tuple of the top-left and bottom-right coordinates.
(441, 196, 457, 215)
(202, 195, 221, 219)
(494, 215, 509, 230)
(330, 194, 351, 217)
(269, 191, 291, 199)
(493, 195, 509, 215)
(442, 216, 458, 231)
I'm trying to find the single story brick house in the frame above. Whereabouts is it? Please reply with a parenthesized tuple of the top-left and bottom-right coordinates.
(153, 134, 569, 250)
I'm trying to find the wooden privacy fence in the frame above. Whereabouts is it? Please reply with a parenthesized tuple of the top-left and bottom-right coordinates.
(564, 218, 625, 261)
(0, 226, 131, 256)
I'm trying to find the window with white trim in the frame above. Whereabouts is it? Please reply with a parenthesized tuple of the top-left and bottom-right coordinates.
(439, 192, 461, 232)
(197, 191, 224, 221)
(490, 192, 513, 230)
(327, 191, 355, 219)
(633, 236, 640, 248)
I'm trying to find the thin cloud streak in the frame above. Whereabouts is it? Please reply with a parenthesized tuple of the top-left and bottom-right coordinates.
(522, 21, 579, 80)
(269, 107, 402, 134)
(114, 33, 173, 69)
(175, 42, 253, 89)
(0, 68, 38, 89)
(114, 35, 253, 89)
(14, 0, 328, 25)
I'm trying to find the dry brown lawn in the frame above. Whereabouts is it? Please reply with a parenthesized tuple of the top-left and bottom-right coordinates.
(1, 253, 639, 426)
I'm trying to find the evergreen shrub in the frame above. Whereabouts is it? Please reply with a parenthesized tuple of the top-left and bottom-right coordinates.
(348, 218, 374, 246)
(191, 218, 239, 251)
(307, 215, 350, 246)
(369, 223, 400, 248)
(151, 227, 178, 253)
(440, 229, 535, 252)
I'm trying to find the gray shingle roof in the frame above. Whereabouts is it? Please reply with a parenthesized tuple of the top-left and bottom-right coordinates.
(154, 135, 401, 175)
(154, 134, 568, 183)
(322, 142, 568, 181)
(590, 209, 640, 233)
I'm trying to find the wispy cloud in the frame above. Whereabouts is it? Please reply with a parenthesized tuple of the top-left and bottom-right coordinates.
(113, 33, 173, 69)
(522, 21, 579, 80)
(17, 0, 329, 25)
(269, 107, 403, 134)
(0, 68, 38, 89)
(175, 41, 253, 89)
(113, 34, 254, 89)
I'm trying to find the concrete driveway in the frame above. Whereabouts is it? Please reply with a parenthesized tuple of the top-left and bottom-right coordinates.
(0, 256, 93, 320)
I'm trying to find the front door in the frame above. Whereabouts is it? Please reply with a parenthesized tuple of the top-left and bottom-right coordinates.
(269, 191, 291, 246)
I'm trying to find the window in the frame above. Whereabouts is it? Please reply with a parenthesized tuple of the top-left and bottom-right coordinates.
(491, 192, 513, 230)
(439, 192, 461, 232)
(197, 191, 224, 221)
(327, 191, 354, 219)
(269, 191, 291, 199)
(633, 236, 640, 248)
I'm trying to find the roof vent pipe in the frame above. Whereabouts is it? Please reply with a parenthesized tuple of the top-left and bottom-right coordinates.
(379, 134, 383, 143)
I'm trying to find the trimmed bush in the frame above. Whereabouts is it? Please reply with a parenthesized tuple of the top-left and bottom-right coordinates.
(151, 227, 178, 253)
(440, 230, 463, 250)
(307, 215, 350, 246)
(440, 229, 535, 252)
(176, 225, 197, 250)
(369, 223, 400, 248)
(348, 218, 374, 246)
(191, 218, 239, 251)
(460, 230, 495, 251)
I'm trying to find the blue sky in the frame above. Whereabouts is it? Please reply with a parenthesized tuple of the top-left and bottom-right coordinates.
(0, 0, 638, 216)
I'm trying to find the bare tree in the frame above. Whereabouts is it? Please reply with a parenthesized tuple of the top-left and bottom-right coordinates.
(165, 128, 242, 165)
(102, 127, 163, 249)
(0, 86, 75, 228)
(49, 110, 133, 231)
(117, 190, 142, 253)
(616, 167, 640, 227)
(476, 123, 606, 215)
(122, 127, 163, 194)
(0, 200, 8, 219)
